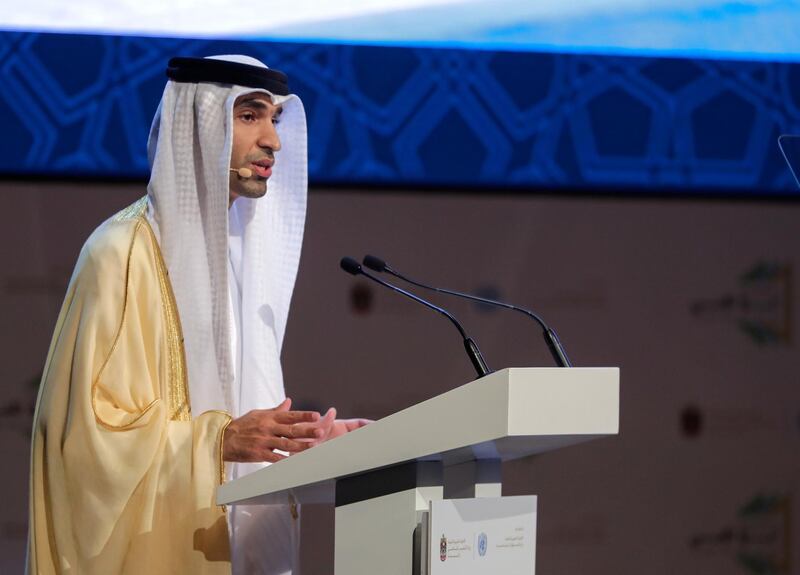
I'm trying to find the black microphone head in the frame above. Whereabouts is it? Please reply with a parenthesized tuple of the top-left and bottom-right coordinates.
(340, 257, 363, 275)
(362, 254, 387, 272)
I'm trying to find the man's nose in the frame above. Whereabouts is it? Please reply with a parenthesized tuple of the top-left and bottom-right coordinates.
(259, 122, 281, 152)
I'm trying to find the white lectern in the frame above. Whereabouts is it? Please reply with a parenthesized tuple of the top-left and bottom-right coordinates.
(218, 367, 619, 574)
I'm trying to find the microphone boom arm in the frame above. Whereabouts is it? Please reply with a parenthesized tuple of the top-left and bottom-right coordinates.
(364, 255, 572, 368)
(341, 257, 491, 378)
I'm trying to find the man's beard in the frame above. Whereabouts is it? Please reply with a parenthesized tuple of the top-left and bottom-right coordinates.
(229, 172, 267, 200)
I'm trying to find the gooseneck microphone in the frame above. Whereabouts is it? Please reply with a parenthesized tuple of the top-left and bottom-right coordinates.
(340, 257, 491, 378)
(362, 254, 572, 368)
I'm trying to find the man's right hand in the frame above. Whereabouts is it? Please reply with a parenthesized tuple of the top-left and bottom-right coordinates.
(222, 398, 323, 463)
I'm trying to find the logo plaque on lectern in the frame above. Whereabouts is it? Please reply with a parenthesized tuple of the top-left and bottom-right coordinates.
(429, 496, 537, 574)
(478, 532, 488, 557)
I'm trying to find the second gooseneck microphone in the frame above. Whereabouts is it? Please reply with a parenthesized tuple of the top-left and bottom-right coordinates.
(340, 257, 491, 379)
(362, 254, 572, 368)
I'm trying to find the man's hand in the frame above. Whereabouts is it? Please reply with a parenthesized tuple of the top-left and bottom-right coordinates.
(314, 408, 372, 443)
(223, 398, 324, 463)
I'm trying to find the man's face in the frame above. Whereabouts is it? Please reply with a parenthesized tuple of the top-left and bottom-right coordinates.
(229, 92, 283, 204)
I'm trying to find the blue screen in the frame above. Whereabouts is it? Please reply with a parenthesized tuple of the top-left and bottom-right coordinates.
(2, 0, 800, 61)
(1, 2, 799, 194)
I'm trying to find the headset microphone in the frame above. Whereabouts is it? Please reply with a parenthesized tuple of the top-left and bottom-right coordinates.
(229, 167, 253, 178)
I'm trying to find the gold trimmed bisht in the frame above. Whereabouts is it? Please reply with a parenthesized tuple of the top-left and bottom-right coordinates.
(27, 198, 232, 574)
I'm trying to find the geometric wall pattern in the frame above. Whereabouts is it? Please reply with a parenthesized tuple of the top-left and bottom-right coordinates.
(1, 31, 799, 195)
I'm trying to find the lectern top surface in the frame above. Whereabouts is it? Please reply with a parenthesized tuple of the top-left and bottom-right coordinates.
(217, 367, 619, 506)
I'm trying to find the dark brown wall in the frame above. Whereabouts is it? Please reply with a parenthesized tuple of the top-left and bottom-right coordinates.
(2, 182, 797, 574)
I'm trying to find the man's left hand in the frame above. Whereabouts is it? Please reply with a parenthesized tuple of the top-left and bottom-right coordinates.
(314, 408, 372, 443)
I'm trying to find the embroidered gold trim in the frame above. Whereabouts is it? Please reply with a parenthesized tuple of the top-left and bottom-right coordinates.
(111, 195, 192, 422)
(215, 412, 233, 484)
(141, 217, 193, 422)
(204, 409, 233, 513)
(92, 218, 161, 430)
(111, 196, 148, 222)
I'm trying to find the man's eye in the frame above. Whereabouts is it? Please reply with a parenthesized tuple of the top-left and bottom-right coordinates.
(272, 116, 281, 125)
(240, 112, 256, 122)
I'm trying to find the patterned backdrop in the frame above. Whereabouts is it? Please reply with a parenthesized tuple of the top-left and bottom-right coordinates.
(1, 31, 799, 194)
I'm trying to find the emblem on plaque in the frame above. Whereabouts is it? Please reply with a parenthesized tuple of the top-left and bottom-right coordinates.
(478, 532, 488, 557)
(440, 534, 447, 561)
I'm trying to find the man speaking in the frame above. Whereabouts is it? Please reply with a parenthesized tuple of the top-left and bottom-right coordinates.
(27, 55, 365, 574)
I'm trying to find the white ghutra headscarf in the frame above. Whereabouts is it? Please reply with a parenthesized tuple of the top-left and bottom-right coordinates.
(145, 54, 308, 574)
